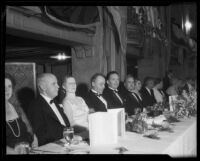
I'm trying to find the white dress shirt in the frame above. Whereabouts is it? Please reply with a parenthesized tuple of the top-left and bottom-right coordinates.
(41, 94, 66, 126)
(91, 89, 108, 109)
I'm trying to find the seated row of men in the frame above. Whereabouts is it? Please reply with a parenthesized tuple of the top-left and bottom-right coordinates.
(6, 70, 167, 154)
(26, 71, 165, 147)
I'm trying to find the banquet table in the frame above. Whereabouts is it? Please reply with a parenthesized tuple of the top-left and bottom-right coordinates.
(32, 117, 196, 157)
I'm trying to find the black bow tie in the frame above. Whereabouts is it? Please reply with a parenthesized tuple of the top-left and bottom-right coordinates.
(50, 100, 54, 104)
(113, 90, 118, 93)
(95, 93, 102, 97)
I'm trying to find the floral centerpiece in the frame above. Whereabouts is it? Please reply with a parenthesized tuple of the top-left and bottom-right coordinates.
(173, 95, 196, 118)
(126, 112, 148, 134)
(172, 85, 197, 118)
(126, 111, 172, 136)
(145, 102, 169, 117)
(125, 83, 197, 137)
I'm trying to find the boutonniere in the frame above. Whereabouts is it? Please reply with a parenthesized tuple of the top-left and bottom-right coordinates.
(58, 104, 64, 108)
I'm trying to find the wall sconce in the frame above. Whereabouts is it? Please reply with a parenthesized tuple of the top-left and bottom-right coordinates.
(185, 20, 192, 35)
(184, 15, 192, 35)
(50, 53, 71, 60)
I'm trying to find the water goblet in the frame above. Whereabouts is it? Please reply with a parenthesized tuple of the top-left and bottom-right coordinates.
(63, 127, 74, 146)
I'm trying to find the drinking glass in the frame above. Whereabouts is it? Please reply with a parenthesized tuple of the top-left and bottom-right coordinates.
(63, 127, 74, 146)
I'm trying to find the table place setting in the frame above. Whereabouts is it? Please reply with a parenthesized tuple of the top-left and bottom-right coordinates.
(30, 138, 90, 154)
(62, 127, 90, 154)
(63, 140, 90, 154)
(29, 127, 90, 154)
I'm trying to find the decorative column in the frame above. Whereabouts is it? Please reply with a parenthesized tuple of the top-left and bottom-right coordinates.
(166, 6, 171, 71)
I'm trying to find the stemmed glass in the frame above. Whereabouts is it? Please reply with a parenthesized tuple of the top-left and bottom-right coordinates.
(63, 127, 74, 146)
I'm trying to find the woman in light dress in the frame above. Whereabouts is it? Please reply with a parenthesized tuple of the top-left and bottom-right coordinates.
(62, 75, 90, 129)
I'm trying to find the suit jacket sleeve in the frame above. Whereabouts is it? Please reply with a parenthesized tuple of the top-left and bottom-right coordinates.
(83, 92, 96, 110)
(28, 99, 64, 146)
(28, 101, 49, 146)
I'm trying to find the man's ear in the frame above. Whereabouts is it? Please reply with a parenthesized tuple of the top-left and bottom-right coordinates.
(39, 82, 46, 92)
(107, 80, 109, 85)
(91, 82, 95, 88)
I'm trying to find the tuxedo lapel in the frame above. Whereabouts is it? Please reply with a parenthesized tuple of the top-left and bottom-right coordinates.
(110, 89, 123, 105)
(144, 88, 152, 98)
(130, 92, 139, 102)
(55, 102, 70, 127)
(90, 91, 106, 108)
(150, 89, 155, 97)
(39, 96, 64, 125)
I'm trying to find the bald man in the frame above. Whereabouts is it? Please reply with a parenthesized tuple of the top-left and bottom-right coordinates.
(28, 73, 70, 146)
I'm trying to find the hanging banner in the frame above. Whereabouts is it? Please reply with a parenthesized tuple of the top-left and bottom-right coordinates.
(106, 6, 127, 54)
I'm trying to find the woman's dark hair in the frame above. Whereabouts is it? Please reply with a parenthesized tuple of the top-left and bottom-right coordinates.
(5, 73, 16, 88)
(143, 76, 154, 86)
(106, 71, 119, 81)
(154, 78, 162, 86)
(134, 78, 141, 85)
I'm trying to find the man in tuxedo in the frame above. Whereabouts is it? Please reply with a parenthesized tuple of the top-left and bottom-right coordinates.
(140, 77, 157, 108)
(103, 71, 125, 109)
(84, 73, 108, 112)
(122, 75, 143, 116)
(28, 73, 70, 146)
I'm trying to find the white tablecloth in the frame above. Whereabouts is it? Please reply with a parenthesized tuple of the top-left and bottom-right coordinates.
(34, 117, 196, 157)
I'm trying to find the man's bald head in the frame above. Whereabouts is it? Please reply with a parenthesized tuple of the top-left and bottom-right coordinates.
(37, 73, 59, 99)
